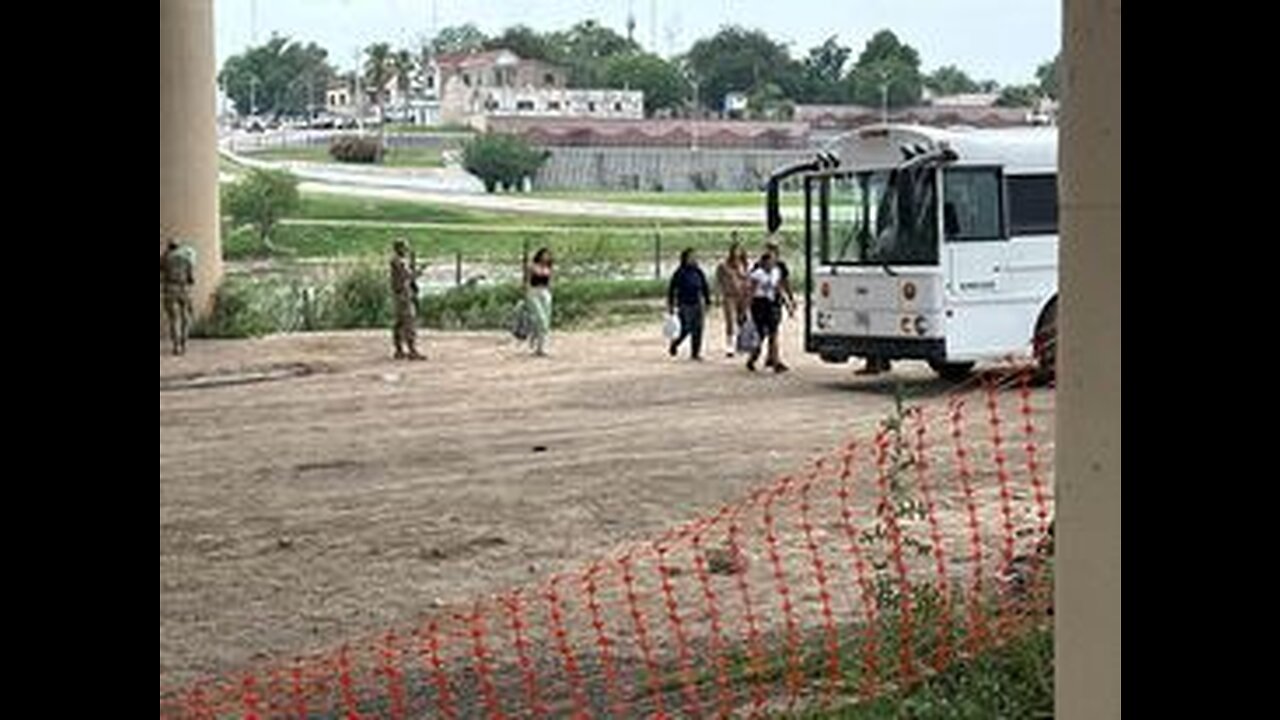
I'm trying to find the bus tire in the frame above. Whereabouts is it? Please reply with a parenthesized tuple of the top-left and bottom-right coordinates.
(929, 360, 975, 381)
(1033, 298, 1057, 384)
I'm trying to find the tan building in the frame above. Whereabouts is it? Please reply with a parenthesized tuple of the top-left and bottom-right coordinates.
(433, 49, 642, 126)
(325, 82, 354, 115)
(325, 74, 441, 126)
(323, 49, 639, 127)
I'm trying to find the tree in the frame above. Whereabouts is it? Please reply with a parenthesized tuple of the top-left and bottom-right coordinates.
(432, 24, 488, 55)
(685, 26, 803, 112)
(996, 84, 1040, 107)
(222, 169, 300, 252)
(462, 134, 550, 193)
(748, 82, 794, 120)
(392, 48, 416, 116)
(925, 65, 979, 96)
(844, 30, 924, 109)
(364, 43, 393, 116)
(604, 53, 687, 115)
(799, 37, 851, 103)
(485, 25, 557, 63)
(1036, 54, 1060, 101)
(549, 20, 640, 87)
(218, 35, 334, 117)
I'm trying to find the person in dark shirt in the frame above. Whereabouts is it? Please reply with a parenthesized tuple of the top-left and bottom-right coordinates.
(667, 247, 711, 361)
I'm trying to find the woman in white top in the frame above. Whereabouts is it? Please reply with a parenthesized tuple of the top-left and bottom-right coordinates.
(746, 251, 793, 372)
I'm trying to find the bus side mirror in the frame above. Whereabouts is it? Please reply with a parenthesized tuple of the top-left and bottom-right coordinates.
(766, 178, 783, 234)
(765, 157, 825, 233)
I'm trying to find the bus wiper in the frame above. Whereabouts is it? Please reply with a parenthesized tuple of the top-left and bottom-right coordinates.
(874, 145, 955, 277)
(896, 144, 958, 172)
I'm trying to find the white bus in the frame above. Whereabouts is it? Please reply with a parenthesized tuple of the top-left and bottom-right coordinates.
(765, 124, 1059, 380)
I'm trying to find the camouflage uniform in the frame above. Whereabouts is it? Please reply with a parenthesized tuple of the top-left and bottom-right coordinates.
(160, 243, 196, 355)
(389, 242, 423, 359)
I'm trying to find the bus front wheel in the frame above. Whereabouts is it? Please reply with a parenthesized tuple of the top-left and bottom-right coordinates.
(929, 360, 975, 382)
(1033, 299, 1057, 384)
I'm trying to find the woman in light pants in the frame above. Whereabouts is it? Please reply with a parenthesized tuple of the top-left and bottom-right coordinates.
(715, 240, 749, 356)
(526, 247, 554, 356)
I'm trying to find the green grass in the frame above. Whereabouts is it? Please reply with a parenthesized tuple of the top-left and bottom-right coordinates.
(240, 145, 334, 164)
(195, 268, 667, 338)
(224, 222, 758, 266)
(218, 154, 246, 176)
(531, 189, 803, 209)
(381, 145, 448, 167)
(422, 278, 665, 330)
(292, 193, 483, 225)
(240, 144, 450, 167)
(803, 627, 1054, 719)
(382, 123, 474, 135)
(289, 192, 742, 228)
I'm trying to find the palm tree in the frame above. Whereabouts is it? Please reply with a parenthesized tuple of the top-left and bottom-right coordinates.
(393, 48, 416, 122)
(363, 43, 393, 121)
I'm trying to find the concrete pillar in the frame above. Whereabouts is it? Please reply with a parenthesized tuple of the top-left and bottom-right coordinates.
(1057, 0, 1122, 717)
(160, 0, 221, 325)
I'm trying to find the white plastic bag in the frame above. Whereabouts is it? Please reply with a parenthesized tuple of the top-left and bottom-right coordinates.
(662, 311, 681, 340)
(736, 317, 761, 353)
(511, 300, 533, 341)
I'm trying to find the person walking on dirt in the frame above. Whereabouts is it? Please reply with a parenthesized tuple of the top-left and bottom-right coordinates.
(160, 239, 196, 356)
(750, 240, 796, 371)
(715, 236, 750, 357)
(389, 238, 424, 360)
(526, 247, 555, 357)
(667, 248, 712, 360)
(746, 250, 793, 373)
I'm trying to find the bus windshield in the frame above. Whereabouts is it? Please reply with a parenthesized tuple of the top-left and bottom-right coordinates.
(824, 167, 938, 266)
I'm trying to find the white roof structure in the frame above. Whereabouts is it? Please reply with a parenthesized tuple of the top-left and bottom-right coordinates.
(827, 124, 1058, 174)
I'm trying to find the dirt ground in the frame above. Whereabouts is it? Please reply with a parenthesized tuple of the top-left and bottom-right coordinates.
(159, 319, 1050, 686)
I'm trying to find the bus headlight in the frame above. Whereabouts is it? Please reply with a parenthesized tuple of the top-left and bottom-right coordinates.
(914, 315, 928, 336)
(820, 281, 831, 298)
(903, 282, 917, 301)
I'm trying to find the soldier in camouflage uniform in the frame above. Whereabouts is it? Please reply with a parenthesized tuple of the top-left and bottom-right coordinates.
(160, 240, 196, 355)
(389, 238, 424, 360)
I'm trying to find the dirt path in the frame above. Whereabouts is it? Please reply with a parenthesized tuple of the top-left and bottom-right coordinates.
(159, 321, 1047, 684)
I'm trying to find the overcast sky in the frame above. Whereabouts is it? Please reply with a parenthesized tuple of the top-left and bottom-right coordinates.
(216, 0, 1059, 85)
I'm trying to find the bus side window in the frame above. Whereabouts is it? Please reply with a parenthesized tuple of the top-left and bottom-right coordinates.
(944, 201, 961, 238)
(944, 167, 1003, 241)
